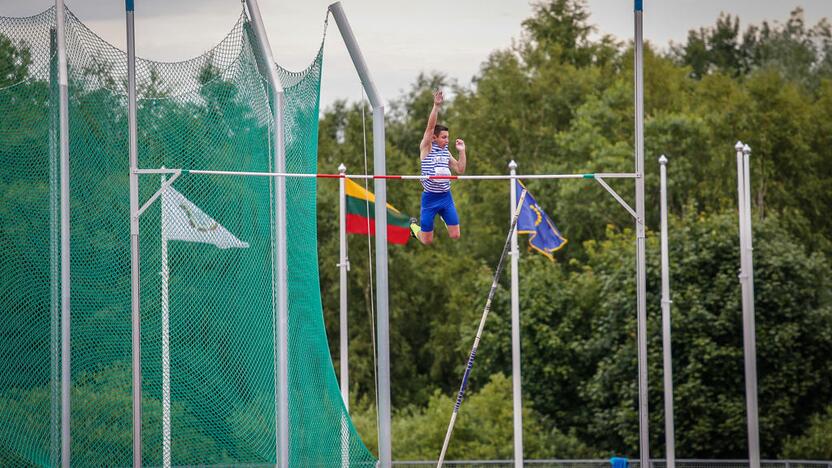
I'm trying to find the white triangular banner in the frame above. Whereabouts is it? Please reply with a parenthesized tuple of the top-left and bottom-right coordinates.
(162, 186, 249, 249)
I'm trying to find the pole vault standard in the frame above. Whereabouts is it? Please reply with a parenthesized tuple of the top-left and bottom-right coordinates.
(634, 2, 650, 466)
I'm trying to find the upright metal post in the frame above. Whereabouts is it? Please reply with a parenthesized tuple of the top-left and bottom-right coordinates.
(328, 4, 391, 466)
(658, 155, 675, 468)
(735, 142, 760, 468)
(338, 164, 349, 408)
(55, 1, 72, 466)
(242, 1, 289, 465)
(48, 26, 60, 468)
(160, 174, 172, 468)
(338, 164, 350, 468)
(508, 161, 523, 468)
(125, 0, 142, 465)
(634, 2, 651, 466)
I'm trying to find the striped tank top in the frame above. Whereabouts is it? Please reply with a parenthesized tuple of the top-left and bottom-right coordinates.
(421, 142, 452, 193)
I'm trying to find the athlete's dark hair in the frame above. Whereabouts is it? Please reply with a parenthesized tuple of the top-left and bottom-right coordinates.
(433, 124, 449, 136)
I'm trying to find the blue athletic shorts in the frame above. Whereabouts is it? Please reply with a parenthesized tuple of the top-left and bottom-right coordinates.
(420, 191, 459, 232)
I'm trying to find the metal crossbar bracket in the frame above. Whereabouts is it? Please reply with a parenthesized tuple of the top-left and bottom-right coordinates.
(137, 170, 181, 218)
(595, 176, 639, 222)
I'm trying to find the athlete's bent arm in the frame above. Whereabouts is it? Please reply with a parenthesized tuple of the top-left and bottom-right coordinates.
(450, 138, 466, 174)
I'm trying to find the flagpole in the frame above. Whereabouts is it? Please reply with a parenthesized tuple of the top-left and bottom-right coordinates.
(160, 174, 172, 468)
(736, 142, 760, 468)
(634, 1, 651, 466)
(659, 155, 675, 468)
(125, 0, 143, 465)
(508, 161, 523, 468)
(338, 163, 350, 468)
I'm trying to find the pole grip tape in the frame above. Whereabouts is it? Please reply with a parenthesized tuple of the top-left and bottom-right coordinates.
(635, 0, 643, 11)
(126, 0, 134, 12)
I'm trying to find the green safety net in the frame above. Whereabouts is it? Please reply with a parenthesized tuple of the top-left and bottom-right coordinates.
(0, 6, 375, 466)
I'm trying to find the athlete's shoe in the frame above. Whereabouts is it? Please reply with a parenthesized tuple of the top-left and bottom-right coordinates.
(409, 217, 421, 240)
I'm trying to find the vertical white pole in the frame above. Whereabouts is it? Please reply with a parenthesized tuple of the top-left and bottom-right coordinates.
(736, 142, 760, 468)
(338, 163, 350, 468)
(125, 0, 142, 465)
(658, 156, 675, 468)
(275, 91, 289, 468)
(160, 175, 171, 468)
(338, 164, 349, 409)
(327, 4, 391, 465)
(241, 2, 289, 465)
(508, 161, 523, 468)
(634, 2, 651, 466)
(372, 105, 392, 468)
(47, 25, 60, 468)
(54, 1, 71, 465)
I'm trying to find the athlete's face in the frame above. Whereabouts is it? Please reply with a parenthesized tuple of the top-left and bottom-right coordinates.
(433, 130, 450, 148)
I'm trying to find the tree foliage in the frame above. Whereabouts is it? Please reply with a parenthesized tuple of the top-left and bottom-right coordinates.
(314, 0, 832, 459)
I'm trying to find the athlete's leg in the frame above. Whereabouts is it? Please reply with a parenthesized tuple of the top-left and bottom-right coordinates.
(437, 192, 461, 240)
(447, 225, 460, 239)
(418, 192, 440, 245)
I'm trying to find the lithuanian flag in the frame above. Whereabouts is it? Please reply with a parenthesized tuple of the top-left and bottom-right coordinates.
(345, 178, 411, 245)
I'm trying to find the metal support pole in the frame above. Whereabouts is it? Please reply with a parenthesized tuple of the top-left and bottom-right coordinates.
(508, 161, 523, 468)
(160, 175, 172, 468)
(338, 164, 350, 468)
(328, 4, 391, 465)
(658, 156, 675, 468)
(338, 163, 349, 408)
(242, 1, 289, 465)
(371, 104, 392, 468)
(735, 142, 760, 468)
(48, 26, 60, 468)
(125, 0, 142, 466)
(634, 2, 651, 466)
(55, 1, 71, 466)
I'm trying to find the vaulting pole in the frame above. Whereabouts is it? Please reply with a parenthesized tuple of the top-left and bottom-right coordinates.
(125, 0, 142, 465)
(328, 4, 392, 466)
(659, 155, 675, 468)
(634, 2, 651, 466)
(54, 1, 72, 466)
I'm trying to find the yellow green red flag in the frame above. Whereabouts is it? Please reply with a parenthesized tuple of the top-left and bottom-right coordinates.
(345, 178, 411, 245)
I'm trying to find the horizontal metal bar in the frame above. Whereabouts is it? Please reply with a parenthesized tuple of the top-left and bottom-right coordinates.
(174, 169, 640, 181)
(135, 168, 180, 175)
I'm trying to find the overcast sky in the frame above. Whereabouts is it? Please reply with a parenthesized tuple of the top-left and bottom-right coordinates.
(3, 1, 831, 109)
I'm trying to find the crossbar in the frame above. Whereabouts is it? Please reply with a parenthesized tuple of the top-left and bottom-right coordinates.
(135, 168, 638, 180)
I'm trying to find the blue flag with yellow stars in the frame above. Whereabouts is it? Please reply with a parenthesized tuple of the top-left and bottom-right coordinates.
(515, 180, 567, 260)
